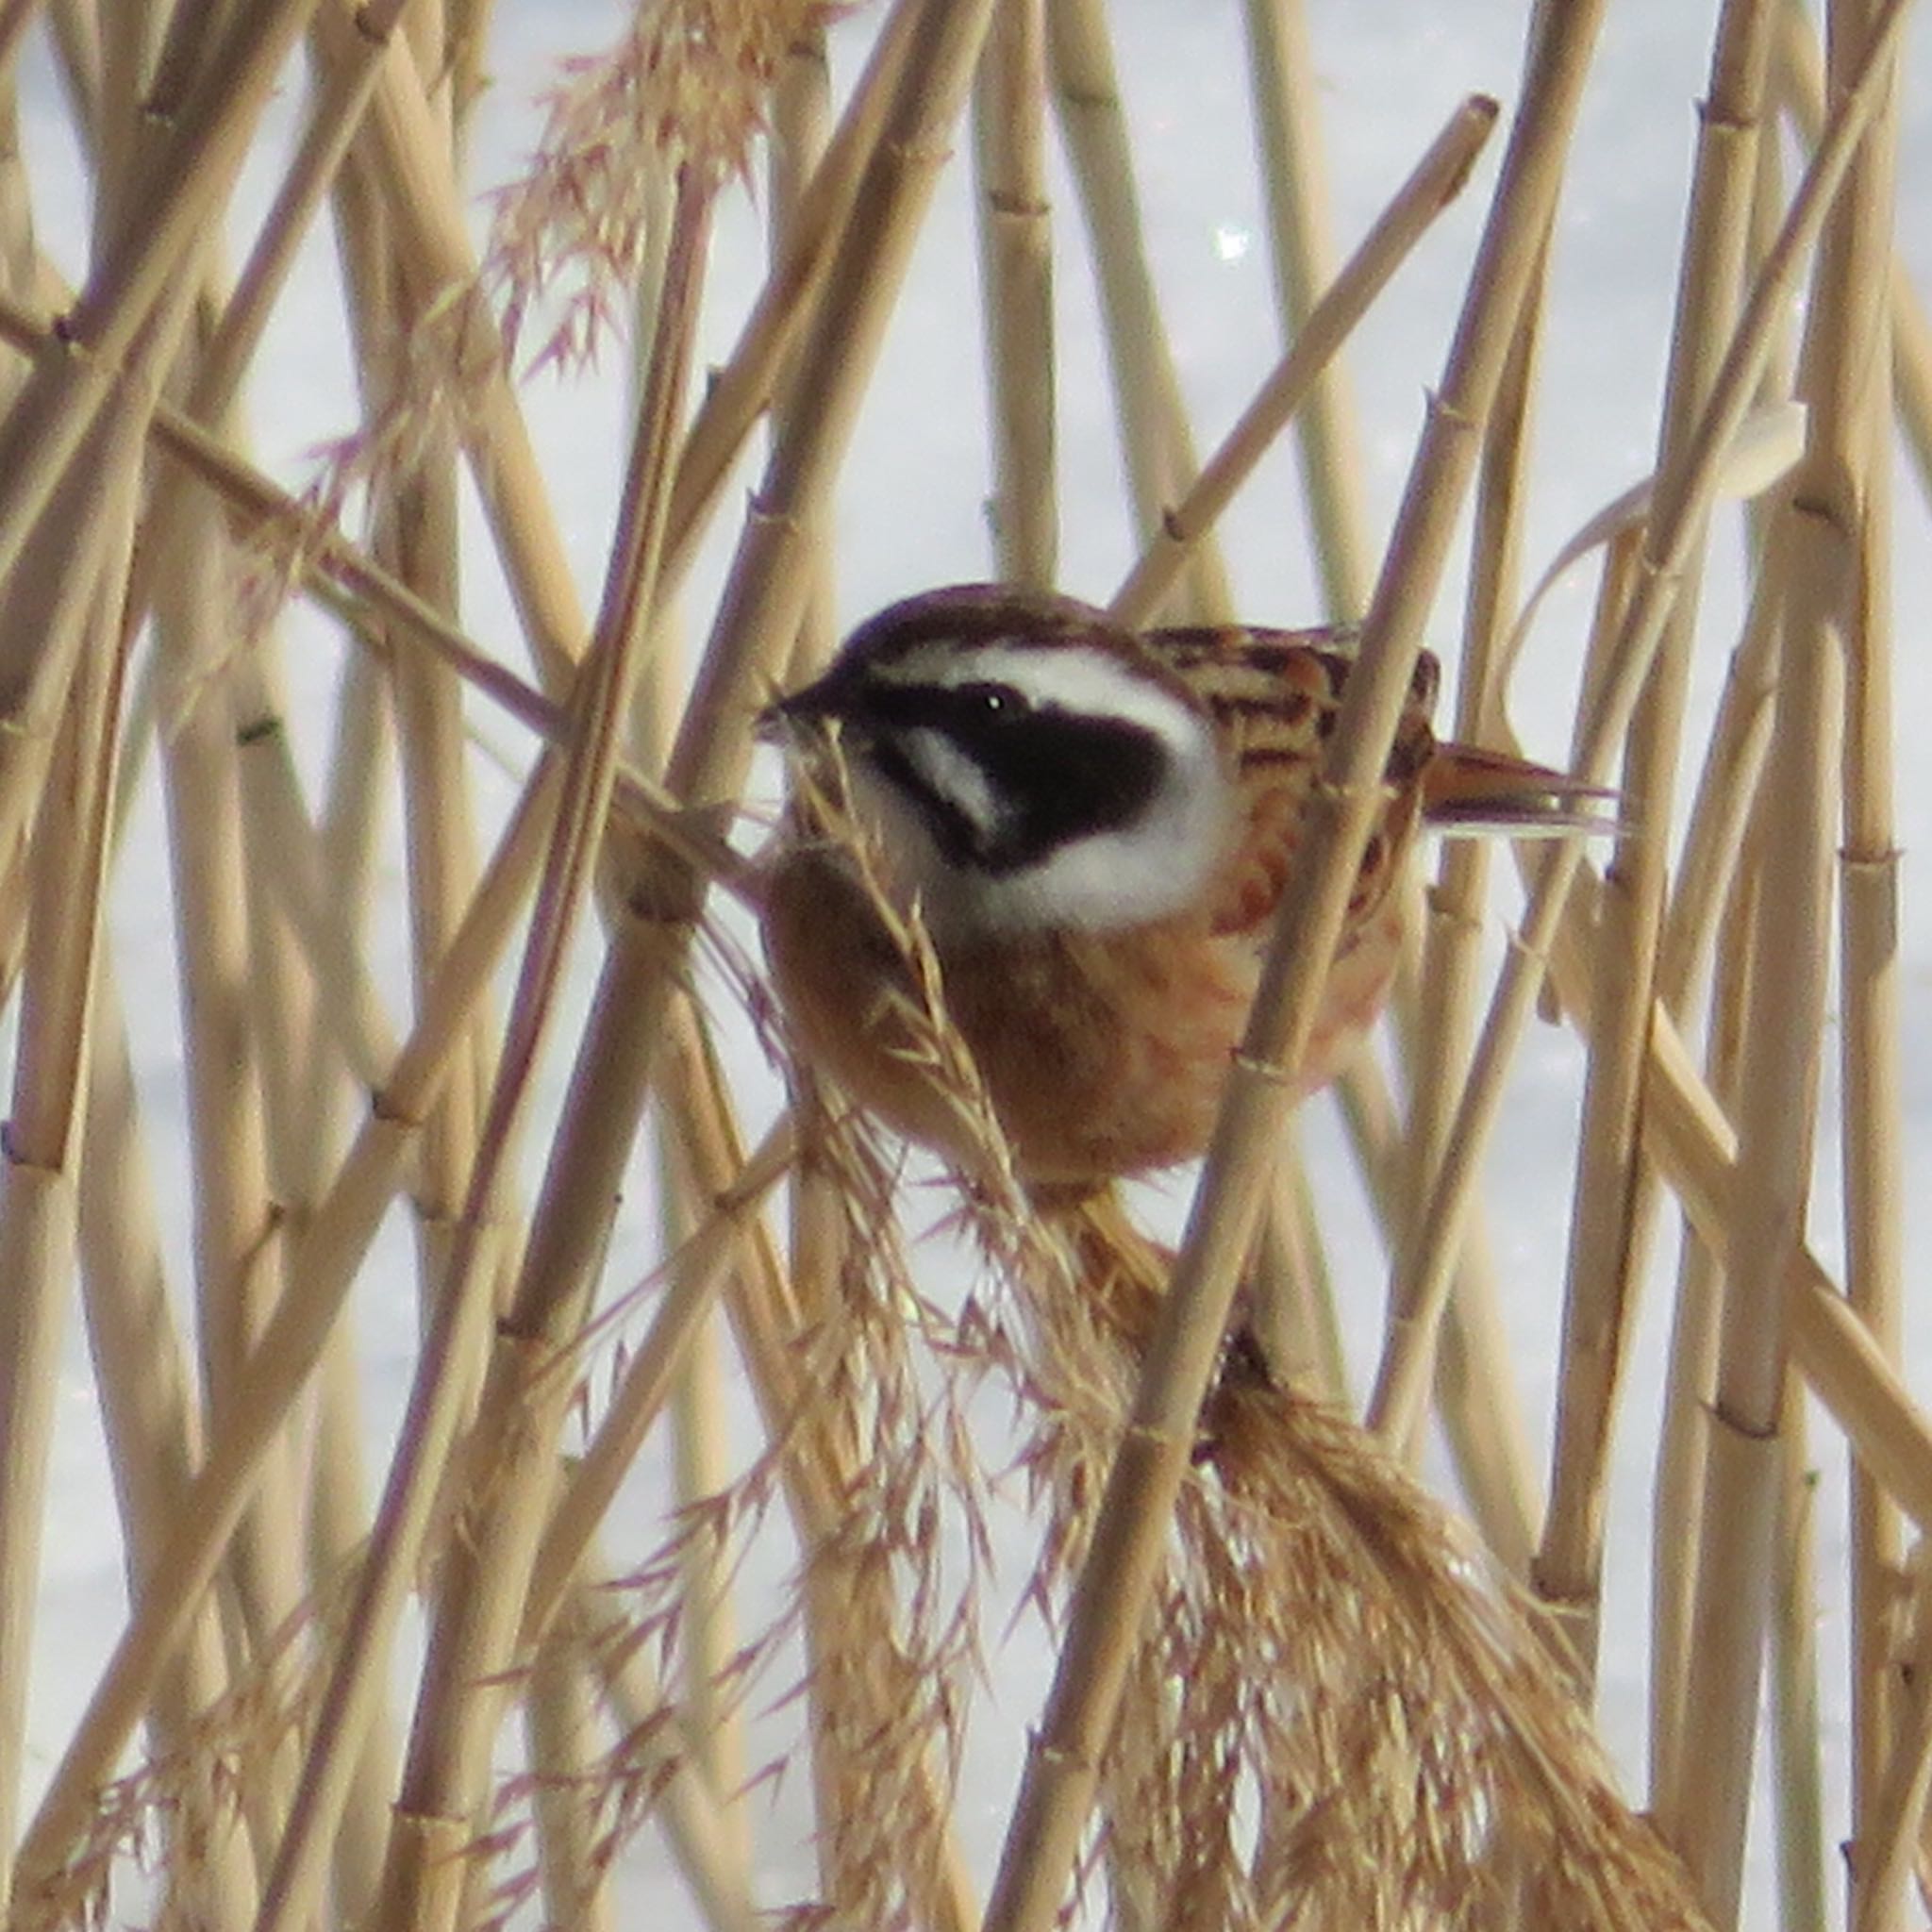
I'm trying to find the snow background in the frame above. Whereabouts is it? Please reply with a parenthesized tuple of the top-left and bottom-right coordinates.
(19, 0, 1932, 1924)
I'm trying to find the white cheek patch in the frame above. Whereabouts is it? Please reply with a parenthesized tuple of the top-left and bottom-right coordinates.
(900, 726, 1005, 847)
(996, 743, 1233, 933)
(856, 634, 1238, 939)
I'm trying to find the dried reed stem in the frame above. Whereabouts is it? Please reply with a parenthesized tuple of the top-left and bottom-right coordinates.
(1670, 0, 1901, 1910)
(1535, 0, 1775, 1689)
(1365, 0, 1916, 1446)
(1781, 0, 1913, 1894)
(661, 0, 921, 596)
(283, 171, 715, 1932)
(1048, 0, 1231, 620)
(525, 1635, 615, 1932)
(9, 759, 559, 1917)
(1108, 92, 1498, 629)
(75, 962, 256, 1928)
(1241, 0, 1374, 617)
(1770, 1387, 1828, 1931)
(1777, 0, 1932, 503)
(982, 9, 1611, 1924)
(0, 548, 132, 1892)
(974, 0, 1056, 587)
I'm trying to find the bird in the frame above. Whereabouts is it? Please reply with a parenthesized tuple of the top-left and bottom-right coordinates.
(758, 582, 1597, 1190)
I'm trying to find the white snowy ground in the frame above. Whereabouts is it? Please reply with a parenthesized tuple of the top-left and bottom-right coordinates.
(20, 1, 1932, 1925)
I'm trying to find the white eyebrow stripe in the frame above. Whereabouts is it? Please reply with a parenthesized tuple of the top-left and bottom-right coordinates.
(878, 641, 1205, 752)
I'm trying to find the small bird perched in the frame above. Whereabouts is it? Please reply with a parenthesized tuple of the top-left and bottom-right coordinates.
(760, 583, 1595, 1189)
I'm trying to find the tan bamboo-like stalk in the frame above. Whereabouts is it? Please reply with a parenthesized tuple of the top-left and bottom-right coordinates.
(225, 541, 399, 1917)
(669, 1012, 981, 1932)
(982, 8, 1611, 1923)
(659, 1155, 746, 1849)
(1241, 0, 1374, 618)
(9, 755, 560, 1914)
(1364, 0, 1916, 1447)
(339, 2, 591, 692)
(1393, 202, 1544, 1507)
(1243, 1117, 1348, 1400)
(1535, 0, 1775, 1690)
(525, 1631, 615, 1932)
(1776, 0, 1932, 507)
(639, 25, 823, 1856)
(0, 528, 130, 1896)
(75, 960, 257, 1927)
(1769, 1380, 1827, 1932)
(1648, 835, 1757, 1821)
(1046, 0, 1231, 621)
(234, 703, 400, 1922)
(1588, 899, 1932, 1541)
(472, 38, 1008, 1854)
(1804, 5, 1910, 1899)
(0, 0, 320, 639)
(974, 0, 1056, 588)
(768, 11, 838, 691)
(352, 177, 712, 1932)
(333, 138, 491, 1383)
(661, 0, 920, 600)
(516, 1111, 793, 1654)
(1107, 92, 1498, 629)
(1865, 1570, 1932, 1931)
(1840, 491, 1907, 1918)
(1335, 1053, 1540, 1574)
(1671, 4, 1900, 1916)
(154, 417, 311, 1749)
(343, 0, 489, 1360)
(1655, 566, 1782, 1019)
(0, 287, 711, 917)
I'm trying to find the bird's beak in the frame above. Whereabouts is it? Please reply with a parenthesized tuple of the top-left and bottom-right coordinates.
(758, 668, 857, 741)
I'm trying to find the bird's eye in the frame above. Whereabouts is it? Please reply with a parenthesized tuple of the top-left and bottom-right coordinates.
(957, 680, 1026, 718)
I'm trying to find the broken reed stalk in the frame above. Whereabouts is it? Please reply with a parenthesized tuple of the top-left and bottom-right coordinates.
(982, 7, 1613, 1924)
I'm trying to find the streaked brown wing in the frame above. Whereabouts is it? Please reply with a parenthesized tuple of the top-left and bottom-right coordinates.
(1136, 624, 1440, 940)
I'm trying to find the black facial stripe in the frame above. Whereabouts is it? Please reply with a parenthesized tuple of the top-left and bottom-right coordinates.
(856, 684, 1169, 875)
(866, 736, 987, 868)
